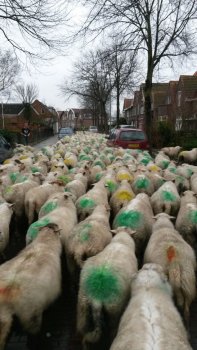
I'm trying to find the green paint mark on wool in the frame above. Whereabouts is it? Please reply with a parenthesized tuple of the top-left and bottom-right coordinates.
(114, 210, 142, 228)
(79, 154, 91, 161)
(31, 166, 40, 173)
(94, 160, 105, 169)
(168, 167, 177, 174)
(106, 180, 118, 192)
(79, 223, 92, 242)
(27, 217, 51, 241)
(84, 265, 120, 301)
(15, 174, 28, 183)
(95, 173, 103, 182)
(9, 172, 20, 183)
(189, 210, 197, 224)
(84, 146, 91, 154)
(136, 177, 150, 189)
(187, 168, 193, 177)
(162, 160, 170, 169)
(57, 175, 70, 185)
(140, 158, 150, 165)
(79, 198, 96, 209)
(162, 190, 176, 202)
(41, 201, 58, 214)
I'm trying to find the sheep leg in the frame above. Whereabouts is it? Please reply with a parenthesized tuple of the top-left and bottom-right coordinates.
(20, 312, 42, 334)
(0, 309, 13, 350)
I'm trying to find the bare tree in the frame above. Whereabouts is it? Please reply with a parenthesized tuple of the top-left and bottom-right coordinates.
(75, 0, 197, 145)
(0, 0, 69, 59)
(0, 49, 20, 95)
(15, 83, 39, 103)
(60, 50, 113, 132)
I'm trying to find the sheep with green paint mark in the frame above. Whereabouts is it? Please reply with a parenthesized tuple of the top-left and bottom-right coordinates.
(64, 176, 87, 202)
(155, 151, 170, 169)
(113, 193, 154, 260)
(175, 190, 197, 248)
(25, 182, 65, 225)
(146, 172, 166, 191)
(39, 192, 75, 218)
(131, 173, 155, 196)
(88, 165, 104, 185)
(176, 164, 194, 179)
(76, 180, 109, 221)
(144, 213, 196, 325)
(150, 181, 180, 216)
(65, 204, 112, 281)
(0, 224, 62, 350)
(3, 179, 40, 221)
(110, 263, 192, 350)
(110, 180, 135, 218)
(26, 192, 77, 246)
(0, 202, 14, 255)
(77, 228, 138, 349)
(174, 175, 190, 194)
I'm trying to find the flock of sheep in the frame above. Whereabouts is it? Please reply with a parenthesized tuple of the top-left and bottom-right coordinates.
(0, 133, 197, 350)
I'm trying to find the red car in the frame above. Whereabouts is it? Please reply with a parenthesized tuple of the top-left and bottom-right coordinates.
(106, 128, 150, 150)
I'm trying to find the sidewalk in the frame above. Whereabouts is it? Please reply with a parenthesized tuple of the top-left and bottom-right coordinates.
(32, 135, 58, 151)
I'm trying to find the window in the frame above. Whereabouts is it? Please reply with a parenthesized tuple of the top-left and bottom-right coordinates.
(119, 130, 145, 141)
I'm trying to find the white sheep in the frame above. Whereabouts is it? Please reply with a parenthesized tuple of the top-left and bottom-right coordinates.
(77, 228, 138, 349)
(161, 145, 182, 159)
(150, 181, 180, 216)
(144, 213, 196, 324)
(190, 172, 197, 194)
(0, 224, 62, 350)
(109, 180, 135, 218)
(175, 190, 197, 248)
(110, 263, 192, 350)
(65, 204, 112, 280)
(113, 193, 154, 261)
(131, 173, 155, 196)
(0, 203, 14, 255)
(178, 148, 197, 164)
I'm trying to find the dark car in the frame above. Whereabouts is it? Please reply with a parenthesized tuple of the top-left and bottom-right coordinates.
(106, 128, 149, 150)
(58, 127, 74, 139)
(0, 134, 13, 163)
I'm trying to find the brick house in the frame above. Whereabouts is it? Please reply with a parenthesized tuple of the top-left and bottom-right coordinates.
(67, 108, 94, 130)
(57, 111, 68, 128)
(123, 98, 133, 124)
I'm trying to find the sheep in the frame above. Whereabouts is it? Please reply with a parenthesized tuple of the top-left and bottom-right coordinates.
(178, 148, 197, 164)
(144, 213, 196, 325)
(24, 182, 65, 225)
(39, 192, 75, 218)
(110, 263, 192, 350)
(146, 172, 166, 191)
(161, 145, 182, 159)
(26, 192, 77, 246)
(109, 180, 135, 218)
(155, 151, 170, 169)
(0, 223, 62, 350)
(190, 172, 197, 194)
(0, 203, 14, 255)
(175, 190, 197, 248)
(113, 193, 154, 262)
(131, 173, 155, 196)
(64, 174, 88, 202)
(174, 175, 190, 194)
(77, 228, 138, 350)
(65, 204, 112, 281)
(116, 166, 133, 183)
(76, 180, 109, 221)
(150, 181, 180, 216)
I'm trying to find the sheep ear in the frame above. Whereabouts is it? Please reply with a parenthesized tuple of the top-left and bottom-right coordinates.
(45, 223, 61, 233)
(14, 159, 22, 164)
(64, 192, 72, 198)
(110, 229, 118, 236)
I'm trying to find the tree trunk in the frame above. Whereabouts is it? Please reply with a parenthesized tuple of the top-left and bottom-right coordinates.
(116, 79, 120, 127)
(144, 69, 153, 152)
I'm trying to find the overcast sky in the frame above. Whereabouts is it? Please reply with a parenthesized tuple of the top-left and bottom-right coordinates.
(3, 3, 197, 113)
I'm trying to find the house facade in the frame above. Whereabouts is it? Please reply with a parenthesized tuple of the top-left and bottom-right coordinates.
(124, 71, 197, 133)
(66, 108, 95, 130)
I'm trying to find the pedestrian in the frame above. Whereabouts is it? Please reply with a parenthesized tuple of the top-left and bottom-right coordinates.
(21, 123, 31, 145)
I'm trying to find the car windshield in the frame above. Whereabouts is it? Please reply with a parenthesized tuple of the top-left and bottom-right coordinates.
(119, 130, 145, 141)
(59, 128, 73, 134)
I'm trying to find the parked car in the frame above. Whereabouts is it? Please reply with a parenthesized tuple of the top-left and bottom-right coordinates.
(106, 128, 149, 150)
(0, 134, 13, 163)
(58, 127, 74, 139)
(88, 126, 98, 133)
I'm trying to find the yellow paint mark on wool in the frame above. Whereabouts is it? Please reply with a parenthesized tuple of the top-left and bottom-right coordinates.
(179, 151, 186, 156)
(19, 155, 28, 160)
(64, 158, 74, 166)
(148, 165, 160, 172)
(117, 173, 133, 181)
(115, 190, 133, 201)
(3, 159, 11, 164)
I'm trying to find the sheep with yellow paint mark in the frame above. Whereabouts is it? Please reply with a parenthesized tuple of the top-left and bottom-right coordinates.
(77, 227, 137, 350)
(144, 212, 196, 325)
(109, 180, 135, 218)
(178, 148, 197, 164)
